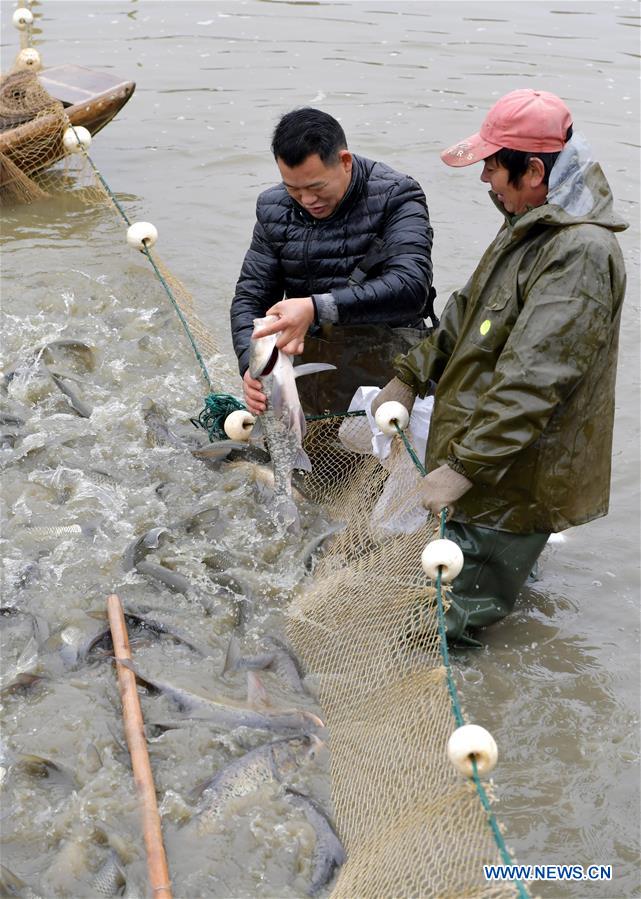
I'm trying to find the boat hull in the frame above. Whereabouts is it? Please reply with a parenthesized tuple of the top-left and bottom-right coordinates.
(0, 64, 135, 177)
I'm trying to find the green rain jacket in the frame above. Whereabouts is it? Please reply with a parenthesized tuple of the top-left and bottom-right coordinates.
(395, 134, 628, 534)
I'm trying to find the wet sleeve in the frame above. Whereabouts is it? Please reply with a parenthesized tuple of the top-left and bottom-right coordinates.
(393, 285, 470, 395)
(451, 243, 614, 485)
(329, 178, 433, 325)
(230, 218, 285, 376)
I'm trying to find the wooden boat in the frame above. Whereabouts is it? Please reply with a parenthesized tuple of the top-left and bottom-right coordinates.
(0, 64, 135, 175)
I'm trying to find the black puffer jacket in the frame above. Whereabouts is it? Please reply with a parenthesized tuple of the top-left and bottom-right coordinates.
(231, 154, 433, 376)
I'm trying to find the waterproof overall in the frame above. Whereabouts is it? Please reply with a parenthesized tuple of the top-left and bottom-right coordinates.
(395, 136, 627, 640)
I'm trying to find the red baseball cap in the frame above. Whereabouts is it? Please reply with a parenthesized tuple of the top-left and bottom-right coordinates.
(441, 89, 573, 167)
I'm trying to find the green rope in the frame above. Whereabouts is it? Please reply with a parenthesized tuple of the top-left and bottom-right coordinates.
(190, 393, 246, 442)
(329, 409, 527, 891)
(69, 130, 213, 391)
(434, 509, 529, 898)
(73, 135, 133, 228)
(394, 421, 426, 476)
(140, 245, 213, 391)
(68, 129, 254, 443)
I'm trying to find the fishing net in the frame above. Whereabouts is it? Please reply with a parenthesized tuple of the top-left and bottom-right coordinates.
(286, 416, 520, 898)
(0, 61, 108, 206)
(0, 67, 67, 203)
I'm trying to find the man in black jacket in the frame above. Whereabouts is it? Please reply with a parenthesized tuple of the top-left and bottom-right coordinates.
(230, 108, 435, 415)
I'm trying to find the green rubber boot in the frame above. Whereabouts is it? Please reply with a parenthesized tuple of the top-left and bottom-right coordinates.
(443, 521, 550, 645)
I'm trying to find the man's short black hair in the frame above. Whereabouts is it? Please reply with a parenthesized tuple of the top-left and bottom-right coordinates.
(271, 108, 348, 168)
(494, 124, 574, 186)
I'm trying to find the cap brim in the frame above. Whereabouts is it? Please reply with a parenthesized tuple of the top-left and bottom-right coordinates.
(440, 131, 502, 167)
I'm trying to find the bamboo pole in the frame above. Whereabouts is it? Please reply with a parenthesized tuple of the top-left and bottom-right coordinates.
(107, 593, 173, 899)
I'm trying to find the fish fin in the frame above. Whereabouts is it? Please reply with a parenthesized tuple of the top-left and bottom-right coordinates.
(144, 527, 170, 549)
(246, 671, 271, 710)
(292, 363, 336, 379)
(15, 636, 38, 674)
(293, 447, 312, 472)
(249, 416, 264, 440)
(85, 609, 108, 621)
(191, 441, 246, 461)
(221, 635, 241, 677)
(114, 657, 157, 694)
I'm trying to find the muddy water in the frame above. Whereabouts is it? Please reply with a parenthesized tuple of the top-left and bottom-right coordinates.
(1, 2, 639, 898)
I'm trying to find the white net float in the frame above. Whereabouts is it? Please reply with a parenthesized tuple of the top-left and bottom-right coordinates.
(447, 724, 498, 778)
(126, 222, 158, 250)
(420, 538, 464, 582)
(62, 125, 92, 153)
(224, 409, 255, 441)
(12, 7, 33, 29)
(14, 48, 41, 71)
(374, 400, 410, 436)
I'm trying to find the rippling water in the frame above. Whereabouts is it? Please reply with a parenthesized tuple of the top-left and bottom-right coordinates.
(1, 2, 639, 897)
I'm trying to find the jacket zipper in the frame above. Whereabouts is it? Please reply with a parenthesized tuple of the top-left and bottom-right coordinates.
(303, 220, 316, 295)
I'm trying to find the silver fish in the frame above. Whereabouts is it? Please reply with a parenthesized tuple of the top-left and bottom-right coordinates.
(2, 338, 94, 387)
(89, 851, 126, 897)
(87, 467, 120, 488)
(122, 526, 169, 571)
(223, 634, 306, 693)
(40, 338, 96, 372)
(299, 521, 347, 570)
(49, 371, 93, 418)
(190, 440, 247, 462)
(13, 753, 78, 792)
(284, 788, 346, 895)
(134, 560, 193, 595)
(123, 610, 208, 656)
(225, 460, 311, 505)
(180, 507, 222, 534)
(1, 635, 39, 691)
(22, 524, 96, 540)
(0, 413, 25, 429)
(0, 672, 46, 698)
(0, 432, 18, 448)
(141, 397, 186, 448)
(121, 661, 323, 735)
(249, 315, 334, 529)
(209, 569, 258, 630)
(202, 544, 256, 573)
(58, 613, 203, 667)
(41, 624, 111, 668)
(193, 735, 321, 822)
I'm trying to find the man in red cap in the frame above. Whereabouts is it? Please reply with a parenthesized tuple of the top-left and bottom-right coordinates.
(374, 89, 628, 645)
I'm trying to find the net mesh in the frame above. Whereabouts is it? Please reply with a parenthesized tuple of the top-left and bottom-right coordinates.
(0, 67, 67, 203)
(0, 62, 110, 207)
(289, 417, 519, 898)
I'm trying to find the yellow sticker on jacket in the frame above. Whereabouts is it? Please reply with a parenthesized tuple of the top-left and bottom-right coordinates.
(480, 319, 491, 336)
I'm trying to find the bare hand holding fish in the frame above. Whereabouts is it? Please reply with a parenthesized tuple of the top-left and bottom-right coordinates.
(248, 315, 334, 530)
